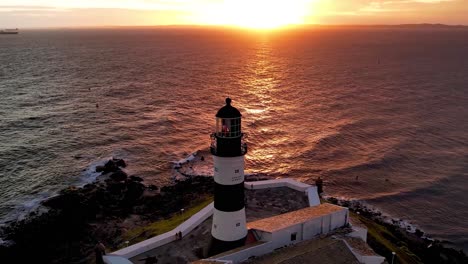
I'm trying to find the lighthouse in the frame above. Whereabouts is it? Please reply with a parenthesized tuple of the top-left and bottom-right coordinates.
(209, 98, 248, 255)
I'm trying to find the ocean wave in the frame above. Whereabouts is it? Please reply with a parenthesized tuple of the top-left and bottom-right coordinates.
(1, 28, 467, 251)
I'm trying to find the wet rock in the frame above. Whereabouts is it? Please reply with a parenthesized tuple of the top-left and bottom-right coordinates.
(110, 169, 128, 181)
(129, 175, 143, 182)
(415, 229, 424, 238)
(125, 181, 145, 202)
(96, 165, 105, 172)
(106, 181, 126, 195)
(84, 183, 97, 190)
(113, 158, 127, 168)
(43, 186, 82, 209)
(104, 160, 119, 173)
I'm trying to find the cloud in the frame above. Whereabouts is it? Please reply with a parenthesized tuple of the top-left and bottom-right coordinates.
(0, 5, 63, 12)
(312, 0, 467, 24)
(0, 0, 467, 27)
(0, 1, 196, 11)
(314, 0, 459, 15)
(0, 7, 192, 28)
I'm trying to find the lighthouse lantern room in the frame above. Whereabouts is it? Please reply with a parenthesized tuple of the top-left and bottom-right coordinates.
(209, 98, 248, 255)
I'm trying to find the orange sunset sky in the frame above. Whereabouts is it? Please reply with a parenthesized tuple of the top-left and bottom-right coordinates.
(0, 0, 467, 29)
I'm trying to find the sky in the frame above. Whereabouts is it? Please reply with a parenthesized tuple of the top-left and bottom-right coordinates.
(0, 0, 467, 28)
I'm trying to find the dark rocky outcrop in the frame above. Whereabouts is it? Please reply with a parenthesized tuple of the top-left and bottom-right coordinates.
(130, 176, 143, 182)
(109, 169, 128, 181)
(0, 158, 214, 264)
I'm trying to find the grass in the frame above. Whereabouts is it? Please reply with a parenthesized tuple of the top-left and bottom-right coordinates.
(350, 212, 423, 264)
(122, 196, 213, 245)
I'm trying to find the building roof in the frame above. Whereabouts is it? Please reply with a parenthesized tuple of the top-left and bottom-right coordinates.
(244, 238, 360, 264)
(247, 203, 346, 233)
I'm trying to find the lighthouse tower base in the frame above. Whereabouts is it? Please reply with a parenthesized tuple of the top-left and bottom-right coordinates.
(208, 236, 247, 257)
(208, 207, 247, 256)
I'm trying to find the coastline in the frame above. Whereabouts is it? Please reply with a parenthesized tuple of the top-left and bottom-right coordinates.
(325, 197, 468, 264)
(0, 157, 214, 263)
(0, 156, 466, 263)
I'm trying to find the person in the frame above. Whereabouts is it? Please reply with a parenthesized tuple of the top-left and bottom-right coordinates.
(178, 231, 182, 240)
(94, 241, 106, 264)
(315, 176, 323, 195)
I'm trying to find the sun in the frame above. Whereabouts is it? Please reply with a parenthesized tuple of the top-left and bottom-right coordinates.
(197, 0, 313, 30)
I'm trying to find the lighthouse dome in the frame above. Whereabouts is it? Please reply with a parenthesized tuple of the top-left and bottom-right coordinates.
(216, 98, 242, 118)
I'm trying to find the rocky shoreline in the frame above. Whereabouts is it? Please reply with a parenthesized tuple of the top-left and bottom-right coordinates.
(0, 158, 214, 264)
(0, 157, 466, 264)
(326, 197, 468, 264)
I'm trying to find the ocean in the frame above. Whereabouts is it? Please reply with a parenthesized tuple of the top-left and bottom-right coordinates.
(0, 27, 467, 251)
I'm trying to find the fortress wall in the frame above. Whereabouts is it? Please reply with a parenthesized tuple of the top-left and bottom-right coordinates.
(111, 202, 214, 258)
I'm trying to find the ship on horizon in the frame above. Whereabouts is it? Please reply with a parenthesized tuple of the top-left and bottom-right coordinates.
(0, 28, 19, 34)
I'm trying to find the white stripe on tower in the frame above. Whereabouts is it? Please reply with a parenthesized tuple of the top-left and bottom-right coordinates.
(212, 208, 247, 241)
(213, 156, 244, 185)
(212, 156, 247, 241)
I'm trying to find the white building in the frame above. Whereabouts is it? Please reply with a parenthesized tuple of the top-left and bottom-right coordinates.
(247, 203, 349, 249)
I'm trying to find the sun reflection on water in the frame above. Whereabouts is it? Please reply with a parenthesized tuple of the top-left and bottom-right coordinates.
(238, 37, 296, 176)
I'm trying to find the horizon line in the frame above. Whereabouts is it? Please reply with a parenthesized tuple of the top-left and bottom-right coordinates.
(11, 23, 468, 30)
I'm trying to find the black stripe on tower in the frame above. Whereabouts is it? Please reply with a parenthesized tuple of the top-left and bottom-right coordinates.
(209, 236, 246, 256)
(214, 182, 245, 212)
(213, 137, 243, 157)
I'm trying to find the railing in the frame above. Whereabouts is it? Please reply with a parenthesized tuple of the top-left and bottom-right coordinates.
(241, 142, 248, 155)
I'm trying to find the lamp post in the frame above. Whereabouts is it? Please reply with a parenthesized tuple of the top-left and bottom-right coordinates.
(181, 208, 185, 221)
(391, 251, 396, 264)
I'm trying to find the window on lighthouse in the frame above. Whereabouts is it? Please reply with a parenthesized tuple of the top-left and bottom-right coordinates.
(222, 119, 230, 136)
(216, 117, 241, 138)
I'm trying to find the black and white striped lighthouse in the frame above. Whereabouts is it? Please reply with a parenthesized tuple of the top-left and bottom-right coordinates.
(209, 98, 248, 255)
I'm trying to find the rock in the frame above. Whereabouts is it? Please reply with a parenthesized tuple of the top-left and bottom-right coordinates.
(124, 181, 145, 202)
(113, 158, 127, 168)
(100, 158, 127, 173)
(415, 229, 424, 237)
(110, 169, 128, 181)
(148, 184, 158, 191)
(104, 160, 119, 173)
(84, 183, 97, 190)
(106, 181, 126, 195)
(43, 187, 81, 209)
(129, 175, 143, 182)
